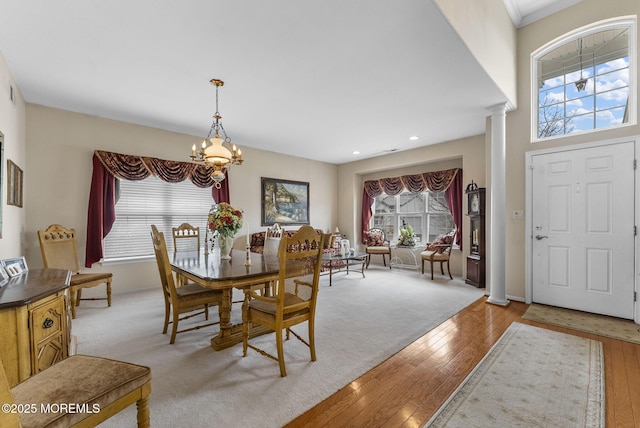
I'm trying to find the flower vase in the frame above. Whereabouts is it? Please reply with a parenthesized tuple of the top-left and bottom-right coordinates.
(219, 235, 233, 260)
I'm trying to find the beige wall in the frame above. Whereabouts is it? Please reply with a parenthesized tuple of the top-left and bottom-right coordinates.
(434, 0, 517, 107)
(504, 0, 640, 299)
(0, 51, 27, 259)
(337, 134, 486, 278)
(24, 104, 338, 294)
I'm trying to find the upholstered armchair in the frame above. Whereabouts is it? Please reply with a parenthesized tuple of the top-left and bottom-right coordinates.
(364, 228, 391, 269)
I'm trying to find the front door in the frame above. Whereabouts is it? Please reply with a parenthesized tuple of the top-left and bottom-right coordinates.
(530, 141, 635, 319)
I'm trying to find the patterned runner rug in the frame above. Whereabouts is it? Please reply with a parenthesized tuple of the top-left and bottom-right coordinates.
(523, 303, 640, 344)
(426, 322, 604, 428)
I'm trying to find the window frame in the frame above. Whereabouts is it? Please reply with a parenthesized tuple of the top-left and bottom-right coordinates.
(530, 16, 637, 143)
(102, 177, 215, 264)
(371, 191, 455, 245)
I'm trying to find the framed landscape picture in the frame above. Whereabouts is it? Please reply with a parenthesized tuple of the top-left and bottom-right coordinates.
(261, 177, 309, 226)
(7, 159, 23, 207)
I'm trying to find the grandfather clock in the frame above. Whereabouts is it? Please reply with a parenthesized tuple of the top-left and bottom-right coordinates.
(465, 182, 486, 288)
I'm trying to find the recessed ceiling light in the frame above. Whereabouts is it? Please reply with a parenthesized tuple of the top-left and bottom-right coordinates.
(352, 151, 360, 155)
(409, 136, 419, 141)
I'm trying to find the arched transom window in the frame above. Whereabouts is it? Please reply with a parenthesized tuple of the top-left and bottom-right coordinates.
(531, 17, 636, 141)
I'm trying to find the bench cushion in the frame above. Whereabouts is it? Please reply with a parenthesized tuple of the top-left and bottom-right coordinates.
(12, 355, 151, 428)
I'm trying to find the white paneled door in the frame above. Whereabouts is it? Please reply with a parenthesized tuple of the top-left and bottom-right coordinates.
(531, 141, 635, 319)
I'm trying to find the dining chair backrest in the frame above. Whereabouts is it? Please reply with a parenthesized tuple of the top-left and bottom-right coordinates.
(152, 225, 178, 304)
(172, 223, 200, 252)
(38, 224, 82, 273)
(266, 223, 283, 239)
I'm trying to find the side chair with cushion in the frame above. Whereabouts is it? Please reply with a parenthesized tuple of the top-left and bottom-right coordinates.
(172, 223, 201, 252)
(421, 229, 456, 280)
(38, 224, 113, 319)
(364, 228, 391, 269)
(242, 225, 325, 377)
(1, 354, 151, 428)
(151, 225, 224, 344)
(172, 223, 201, 286)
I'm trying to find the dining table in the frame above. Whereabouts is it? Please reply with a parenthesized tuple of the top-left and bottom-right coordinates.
(170, 249, 279, 351)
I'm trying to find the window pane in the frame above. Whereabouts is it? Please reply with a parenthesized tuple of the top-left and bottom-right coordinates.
(375, 195, 396, 214)
(372, 191, 454, 246)
(399, 215, 423, 242)
(103, 177, 214, 259)
(398, 193, 424, 213)
(534, 22, 633, 140)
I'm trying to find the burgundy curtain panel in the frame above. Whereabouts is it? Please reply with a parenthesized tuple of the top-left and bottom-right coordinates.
(361, 168, 462, 248)
(85, 150, 228, 267)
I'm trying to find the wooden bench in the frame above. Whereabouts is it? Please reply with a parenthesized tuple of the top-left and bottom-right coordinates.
(0, 354, 151, 427)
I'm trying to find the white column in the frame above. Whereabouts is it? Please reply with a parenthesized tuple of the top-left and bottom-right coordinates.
(487, 103, 509, 306)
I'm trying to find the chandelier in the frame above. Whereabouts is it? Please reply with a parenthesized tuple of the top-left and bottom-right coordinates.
(574, 39, 588, 92)
(190, 78, 243, 188)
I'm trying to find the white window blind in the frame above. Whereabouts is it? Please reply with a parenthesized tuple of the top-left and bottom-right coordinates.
(103, 176, 215, 261)
(372, 191, 454, 244)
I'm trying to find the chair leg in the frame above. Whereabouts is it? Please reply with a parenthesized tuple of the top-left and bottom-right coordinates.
(365, 253, 370, 268)
(170, 310, 180, 344)
(162, 301, 170, 334)
(204, 304, 209, 320)
(447, 261, 453, 279)
(242, 298, 249, 357)
(382, 254, 386, 266)
(136, 394, 151, 428)
(430, 260, 434, 280)
(106, 280, 112, 307)
(440, 262, 445, 275)
(76, 289, 82, 306)
(308, 319, 316, 362)
(70, 289, 77, 319)
(276, 330, 287, 377)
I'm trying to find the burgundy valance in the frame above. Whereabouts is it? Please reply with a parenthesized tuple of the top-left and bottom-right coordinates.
(94, 149, 218, 187)
(363, 168, 460, 197)
(86, 150, 230, 267)
(361, 168, 463, 249)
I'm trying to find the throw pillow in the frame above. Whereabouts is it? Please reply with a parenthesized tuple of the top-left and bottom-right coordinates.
(365, 230, 384, 247)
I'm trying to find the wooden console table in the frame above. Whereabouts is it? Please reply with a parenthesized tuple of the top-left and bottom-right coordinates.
(0, 268, 71, 387)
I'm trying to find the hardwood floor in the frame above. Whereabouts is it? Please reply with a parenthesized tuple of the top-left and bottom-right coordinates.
(286, 296, 640, 428)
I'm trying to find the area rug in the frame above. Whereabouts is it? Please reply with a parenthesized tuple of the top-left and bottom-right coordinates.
(71, 268, 484, 427)
(425, 322, 604, 428)
(523, 303, 640, 344)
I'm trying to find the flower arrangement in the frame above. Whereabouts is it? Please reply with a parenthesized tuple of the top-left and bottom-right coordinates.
(208, 202, 243, 239)
(397, 221, 416, 247)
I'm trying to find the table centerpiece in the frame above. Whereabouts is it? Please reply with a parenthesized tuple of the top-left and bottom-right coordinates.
(207, 202, 243, 259)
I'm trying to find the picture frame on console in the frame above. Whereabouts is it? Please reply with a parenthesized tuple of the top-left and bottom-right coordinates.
(261, 177, 309, 226)
(1, 256, 28, 277)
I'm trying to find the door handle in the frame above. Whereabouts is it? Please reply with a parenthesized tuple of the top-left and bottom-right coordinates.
(535, 235, 548, 240)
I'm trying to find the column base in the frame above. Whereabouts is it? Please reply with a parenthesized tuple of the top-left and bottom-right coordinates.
(486, 297, 510, 307)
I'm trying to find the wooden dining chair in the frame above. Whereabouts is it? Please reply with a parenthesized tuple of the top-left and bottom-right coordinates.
(242, 225, 325, 377)
(172, 223, 201, 252)
(172, 223, 201, 286)
(263, 223, 284, 257)
(38, 224, 112, 319)
(151, 225, 223, 344)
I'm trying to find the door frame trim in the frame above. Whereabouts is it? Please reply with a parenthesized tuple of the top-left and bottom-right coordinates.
(524, 135, 640, 323)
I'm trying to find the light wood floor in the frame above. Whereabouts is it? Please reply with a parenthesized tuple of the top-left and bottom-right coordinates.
(286, 296, 640, 428)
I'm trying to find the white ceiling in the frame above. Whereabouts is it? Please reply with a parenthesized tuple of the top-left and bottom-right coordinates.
(0, 0, 579, 164)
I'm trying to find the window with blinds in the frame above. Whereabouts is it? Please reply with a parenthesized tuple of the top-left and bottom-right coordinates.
(103, 176, 215, 261)
(371, 191, 454, 244)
